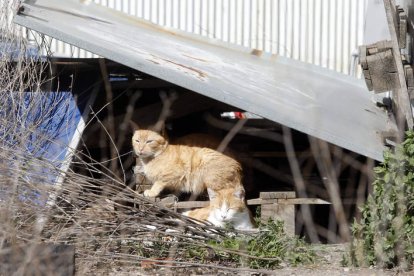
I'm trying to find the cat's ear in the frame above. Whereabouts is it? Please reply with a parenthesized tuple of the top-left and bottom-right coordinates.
(152, 123, 169, 139)
(233, 188, 245, 201)
(129, 121, 140, 131)
(159, 126, 168, 138)
(207, 188, 217, 200)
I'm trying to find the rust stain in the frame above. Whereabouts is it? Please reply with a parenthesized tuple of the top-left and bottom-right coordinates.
(364, 108, 376, 115)
(251, 49, 263, 56)
(146, 59, 160, 65)
(147, 54, 208, 80)
(182, 54, 210, 63)
(160, 57, 208, 79)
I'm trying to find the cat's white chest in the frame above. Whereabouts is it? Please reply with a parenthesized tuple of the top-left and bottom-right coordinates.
(133, 164, 145, 175)
(135, 159, 155, 182)
(142, 163, 156, 181)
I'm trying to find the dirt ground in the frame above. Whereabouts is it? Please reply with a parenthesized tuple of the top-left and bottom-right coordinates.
(79, 244, 413, 276)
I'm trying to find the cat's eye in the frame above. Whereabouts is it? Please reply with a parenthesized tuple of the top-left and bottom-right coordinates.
(135, 139, 140, 143)
(146, 140, 154, 144)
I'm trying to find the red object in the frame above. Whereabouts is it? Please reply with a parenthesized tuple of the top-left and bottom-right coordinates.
(234, 111, 244, 119)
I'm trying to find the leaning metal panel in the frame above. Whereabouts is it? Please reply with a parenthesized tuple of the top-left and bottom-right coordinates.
(23, 0, 367, 76)
(14, 0, 397, 161)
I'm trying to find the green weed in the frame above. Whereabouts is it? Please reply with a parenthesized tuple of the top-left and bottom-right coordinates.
(350, 131, 414, 270)
(208, 220, 317, 269)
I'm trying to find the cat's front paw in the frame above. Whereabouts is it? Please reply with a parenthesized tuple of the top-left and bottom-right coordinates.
(143, 189, 157, 197)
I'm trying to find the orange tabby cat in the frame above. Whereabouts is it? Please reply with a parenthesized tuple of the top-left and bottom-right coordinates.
(183, 187, 256, 230)
(131, 128, 243, 198)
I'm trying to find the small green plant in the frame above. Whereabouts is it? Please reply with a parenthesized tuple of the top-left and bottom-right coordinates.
(249, 220, 315, 268)
(208, 220, 317, 269)
(350, 131, 414, 270)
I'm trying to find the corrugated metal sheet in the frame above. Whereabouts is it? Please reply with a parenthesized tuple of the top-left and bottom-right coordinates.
(14, 0, 396, 161)
(25, 0, 367, 76)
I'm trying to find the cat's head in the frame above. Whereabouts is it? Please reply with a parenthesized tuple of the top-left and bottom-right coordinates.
(131, 124, 168, 159)
(208, 187, 247, 225)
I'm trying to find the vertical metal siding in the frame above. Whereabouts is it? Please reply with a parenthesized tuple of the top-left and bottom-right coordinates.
(30, 0, 367, 75)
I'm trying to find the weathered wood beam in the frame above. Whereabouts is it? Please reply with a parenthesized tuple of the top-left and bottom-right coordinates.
(158, 197, 331, 209)
(383, 0, 414, 129)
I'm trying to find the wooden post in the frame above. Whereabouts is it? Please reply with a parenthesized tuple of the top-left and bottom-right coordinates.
(260, 192, 296, 236)
(383, 0, 414, 129)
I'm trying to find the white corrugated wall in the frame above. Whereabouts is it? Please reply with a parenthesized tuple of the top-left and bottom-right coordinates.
(30, 0, 368, 75)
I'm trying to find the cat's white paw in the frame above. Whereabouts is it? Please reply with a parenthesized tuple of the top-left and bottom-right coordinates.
(236, 226, 258, 232)
(182, 211, 190, 216)
(143, 189, 157, 197)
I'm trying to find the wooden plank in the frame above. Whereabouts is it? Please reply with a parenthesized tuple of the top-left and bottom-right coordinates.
(159, 198, 330, 209)
(397, 6, 407, 49)
(367, 49, 399, 92)
(165, 199, 277, 209)
(259, 191, 296, 199)
(249, 198, 330, 205)
(158, 197, 330, 209)
(404, 64, 414, 100)
(164, 201, 209, 209)
(247, 198, 279, 205)
(277, 198, 331, 205)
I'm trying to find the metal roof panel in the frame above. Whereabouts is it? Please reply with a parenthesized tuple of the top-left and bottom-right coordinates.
(14, 0, 396, 161)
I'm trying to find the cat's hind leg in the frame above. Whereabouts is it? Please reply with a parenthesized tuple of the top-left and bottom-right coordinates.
(181, 210, 191, 216)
